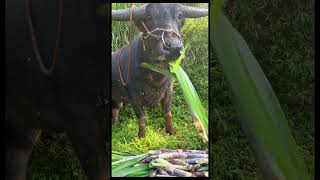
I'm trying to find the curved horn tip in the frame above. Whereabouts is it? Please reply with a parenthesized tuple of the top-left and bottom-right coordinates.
(179, 4, 208, 18)
(112, 4, 146, 21)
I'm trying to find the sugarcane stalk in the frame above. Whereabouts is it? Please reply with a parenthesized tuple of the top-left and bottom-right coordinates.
(186, 153, 208, 159)
(149, 159, 172, 168)
(164, 167, 196, 177)
(155, 175, 178, 177)
(151, 150, 209, 159)
(168, 158, 189, 166)
(168, 159, 193, 171)
(185, 150, 208, 154)
(150, 169, 158, 177)
(185, 158, 208, 165)
(156, 168, 169, 175)
(191, 164, 202, 171)
(192, 171, 209, 177)
(158, 152, 187, 159)
(150, 159, 194, 171)
(141, 156, 154, 163)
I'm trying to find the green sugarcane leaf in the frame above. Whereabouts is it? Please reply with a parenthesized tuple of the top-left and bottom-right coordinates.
(169, 44, 189, 73)
(112, 157, 147, 175)
(112, 153, 147, 166)
(175, 66, 208, 136)
(211, 11, 310, 180)
(129, 169, 150, 177)
(113, 163, 150, 177)
(197, 166, 208, 172)
(112, 150, 136, 155)
(140, 63, 176, 79)
(211, 0, 224, 28)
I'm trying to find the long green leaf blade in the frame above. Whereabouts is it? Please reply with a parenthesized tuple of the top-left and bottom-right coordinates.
(211, 11, 310, 180)
(211, 0, 224, 27)
(113, 163, 150, 177)
(175, 66, 208, 136)
(140, 63, 176, 79)
(170, 44, 189, 73)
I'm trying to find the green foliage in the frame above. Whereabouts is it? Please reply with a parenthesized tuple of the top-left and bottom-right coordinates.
(111, 3, 141, 52)
(140, 63, 175, 79)
(212, 10, 310, 179)
(112, 152, 149, 177)
(27, 133, 87, 179)
(211, 0, 314, 179)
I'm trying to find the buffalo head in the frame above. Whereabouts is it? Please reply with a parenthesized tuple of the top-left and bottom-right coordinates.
(112, 3, 208, 64)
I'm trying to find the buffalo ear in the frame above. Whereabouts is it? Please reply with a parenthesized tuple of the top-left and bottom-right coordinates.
(133, 3, 150, 34)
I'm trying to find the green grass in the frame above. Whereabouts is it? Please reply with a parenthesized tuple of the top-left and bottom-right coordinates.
(111, 3, 209, 153)
(27, 133, 86, 179)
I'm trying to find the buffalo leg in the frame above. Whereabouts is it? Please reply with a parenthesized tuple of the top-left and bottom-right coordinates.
(128, 91, 146, 138)
(137, 115, 147, 138)
(68, 128, 108, 180)
(111, 100, 122, 126)
(161, 83, 176, 135)
(5, 125, 42, 180)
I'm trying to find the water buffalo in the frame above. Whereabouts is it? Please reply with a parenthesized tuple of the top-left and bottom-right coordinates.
(6, 0, 110, 179)
(111, 3, 208, 138)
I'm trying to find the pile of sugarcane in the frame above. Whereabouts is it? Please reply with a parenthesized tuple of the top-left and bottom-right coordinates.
(144, 148, 208, 177)
(112, 148, 208, 177)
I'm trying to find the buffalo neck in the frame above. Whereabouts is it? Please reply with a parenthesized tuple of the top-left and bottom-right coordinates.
(136, 36, 170, 86)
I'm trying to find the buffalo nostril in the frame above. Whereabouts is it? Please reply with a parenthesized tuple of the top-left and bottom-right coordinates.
(165, 39, 172, 48)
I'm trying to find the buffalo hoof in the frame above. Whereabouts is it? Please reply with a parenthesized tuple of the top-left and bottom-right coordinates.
(166, 128, 176, 135)
(112, 119, 120, 126)
(138, 130, 146, 138)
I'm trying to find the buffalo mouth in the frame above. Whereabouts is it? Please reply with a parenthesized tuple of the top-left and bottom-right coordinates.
(158, 43, 171, 58)
(156, 43, 182, 63)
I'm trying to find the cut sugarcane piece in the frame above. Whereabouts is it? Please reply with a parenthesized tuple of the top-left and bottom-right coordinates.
(192, 171, 209, 177)
(156, 167, 169, 175)
(164, 167, 196, 177)
(186, 158, 208, 165)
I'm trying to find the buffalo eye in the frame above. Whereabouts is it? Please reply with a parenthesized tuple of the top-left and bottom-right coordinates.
(177, 13, 184, 21)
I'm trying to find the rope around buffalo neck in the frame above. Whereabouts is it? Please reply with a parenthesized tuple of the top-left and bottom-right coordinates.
(26, 0, 64, 76)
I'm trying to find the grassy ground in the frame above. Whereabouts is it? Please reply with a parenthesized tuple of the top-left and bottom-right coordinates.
(210, 0, 314, 179)
(111, 3, 209, 153)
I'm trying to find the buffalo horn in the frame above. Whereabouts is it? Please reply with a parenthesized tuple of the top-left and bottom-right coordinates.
(179, 4, 208, 18)
(112, 4, 146, 21)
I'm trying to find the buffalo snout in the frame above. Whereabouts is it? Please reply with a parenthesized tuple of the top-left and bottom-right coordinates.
(163, 33, 183, 59)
